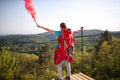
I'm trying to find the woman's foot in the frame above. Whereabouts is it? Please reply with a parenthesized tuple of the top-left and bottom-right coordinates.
(65, 76, 70, 80)
(55, 77, 62, 80)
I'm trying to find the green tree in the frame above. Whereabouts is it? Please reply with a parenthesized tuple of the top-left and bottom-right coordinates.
(0, 47, 17, 80)
(37, 45, 50, 65)
(93, 41, 112, 80)
(110, 39, 120, 79)
(94, 30, 112, 59)
(93, 30, 112, 80)
(92, 31, 120, 80)
(14, 53, 39, 80)
(37, 45, 57, 79)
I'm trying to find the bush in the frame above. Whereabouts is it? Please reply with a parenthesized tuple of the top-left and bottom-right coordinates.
(0, 47, 17, 80)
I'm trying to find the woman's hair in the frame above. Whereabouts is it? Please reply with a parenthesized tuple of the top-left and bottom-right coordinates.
(60, 22, 67, 29)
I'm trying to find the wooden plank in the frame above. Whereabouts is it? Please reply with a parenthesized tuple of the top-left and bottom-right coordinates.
(51, 72, 95, 80)
(71, 74, 83, 80)
(79, 73, 94, 80)
(74, 73, 88, 80)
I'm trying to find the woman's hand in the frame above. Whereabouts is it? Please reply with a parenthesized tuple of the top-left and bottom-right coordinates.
(36, 22, 41, 28)
(35, 22, 54, 34)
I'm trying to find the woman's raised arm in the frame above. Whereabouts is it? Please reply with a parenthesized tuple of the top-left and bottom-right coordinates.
(73, 29, 83, 34)
(36, 23, 54, 34)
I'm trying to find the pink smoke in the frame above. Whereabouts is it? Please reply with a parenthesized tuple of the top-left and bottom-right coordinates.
(24, 0, 36, 22)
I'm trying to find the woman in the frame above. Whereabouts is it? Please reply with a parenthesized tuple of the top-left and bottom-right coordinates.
(36, 22, 82, 80)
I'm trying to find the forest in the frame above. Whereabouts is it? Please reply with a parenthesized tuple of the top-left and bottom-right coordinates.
(0, 30, 120, 80)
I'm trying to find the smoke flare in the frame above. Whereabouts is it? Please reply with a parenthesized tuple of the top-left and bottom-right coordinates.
(24, 0, 36, 22)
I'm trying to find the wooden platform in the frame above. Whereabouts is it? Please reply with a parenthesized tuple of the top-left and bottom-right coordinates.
(52, 72, 94, 80)
(70, 72, 94, 80)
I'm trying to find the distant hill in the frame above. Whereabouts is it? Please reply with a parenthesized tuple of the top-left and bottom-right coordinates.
(37, 29, 120, 39)
(37, 29, 103, 40)
(0, 29, 120, 46)
(0, 34, 50, 46)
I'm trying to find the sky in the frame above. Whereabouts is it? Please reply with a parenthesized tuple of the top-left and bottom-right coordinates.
(0, 0, 120, 35)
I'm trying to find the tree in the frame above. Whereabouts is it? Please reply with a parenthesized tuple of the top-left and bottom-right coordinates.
(37, 45, 50, 65)
(110, 39, 120, 79)
(35, 45, 57, 79)
(94, 30, 112, 59)
(14, 53, 39, 80)
(0, 47, 17, 80)
(93, 41, 112, 80)
(92, 30, 120, 80)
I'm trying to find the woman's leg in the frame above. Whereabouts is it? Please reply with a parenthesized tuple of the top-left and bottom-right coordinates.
(65, 60, 71, 77)
(57, 62, 62, 79)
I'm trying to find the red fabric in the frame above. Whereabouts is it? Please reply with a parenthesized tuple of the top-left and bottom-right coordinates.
(24, 0, 36, 22)
(58, 29, 75, 54)
(54, 54, 73, 65)
(54, 48, 73, 65)
(54, 29, 75, 65)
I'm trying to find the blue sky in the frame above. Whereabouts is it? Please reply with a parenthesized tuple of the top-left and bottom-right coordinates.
(0, 0, 120, 35)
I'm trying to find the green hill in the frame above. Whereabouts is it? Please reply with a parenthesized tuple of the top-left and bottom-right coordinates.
(0, 29, 120, 53)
